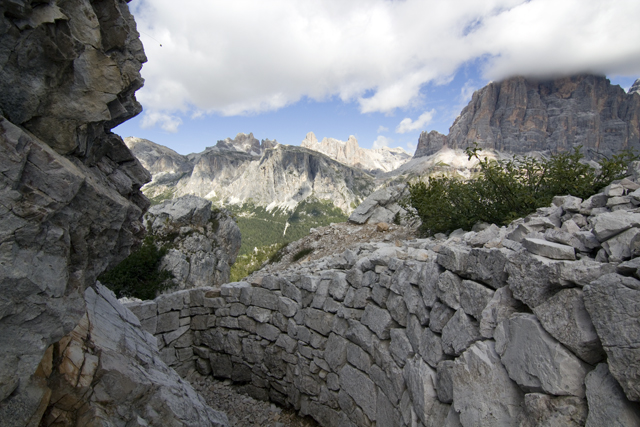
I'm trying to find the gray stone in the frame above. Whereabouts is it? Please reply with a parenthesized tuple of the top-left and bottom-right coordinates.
(441, 309, 481, 356)
(507, 251, 561, 308)
(278, 296, 298, 317)
(465, 248, 511, 289)
(590, 210, 640, 242)
(324, 333, 348, 372)
(494, 313, 590, 397)
(479, 286, 522, 338)
(347, 342, 372, 373)
(361, 304, 395, 340)
(390, 329, 414, 367)
(518, 393, 587, 427)
(533, 288, 605, 365)
(452, 341, 524, 426)
(602, 227, 640, 262)
(125, 301, 157, 321)
(156, 311, 180, 333)
(246, 306, 272, 323)
(345, 320, 375, 356)
(376, 388, 402, 427)
(436, 270, 462, 310)
(548, 258, 616, 287)
(328, 272, 350, 301)
(256, 323, 280, 341)
(371, 282, 390, 307)
(468, 224, 501, 247)
(443, 406, 463, 427)
(459, 279, 494, 320)
(419, 328, 446, 368)
(418, 262, 442, 307)
(523, 238, 576, 260)
(386, 292, 409, 327)
(585, 363, 640, 426)
(304, 308, 334, 336)
(164, 325, 190, 345)
(403, 355, 449, 426)
(436, 245, 470, 275)
(429, 301, 455, 333)
(436, 361, 456, 404)
(584, 273, 640, 401)
(251, 288, 280, 310)
(339, 365, 377, 422)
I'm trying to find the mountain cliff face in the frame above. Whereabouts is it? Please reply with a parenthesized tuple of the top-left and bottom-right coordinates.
(301, 131, 411, 174)
(126, 136, 376, 213)
(415, 75, 640, 158)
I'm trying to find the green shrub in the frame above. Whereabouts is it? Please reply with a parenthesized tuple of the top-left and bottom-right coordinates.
(99, 237, 173, 300)
(406, 145, 636, 236)
(292, 247, 313, 262)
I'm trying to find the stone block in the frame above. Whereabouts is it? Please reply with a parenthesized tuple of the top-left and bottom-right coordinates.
(246, 306, 272, 323)
(479, 286, 522, 338)
(156, 311, 180, 333)
(523, 237, 576, 260)
(390, 329, 414, 367)
(585, 363, 640, 426)
(519, 393, 587, 427)
(441, 309, 481, 356)
(584, 273, 640, 401)
(459, 279, 494, 320)
(251, 287, 279, 310)
(386, 292, 408, 327)
(339, 365, 377, 422)
(361, 304, 395, 340)
(429, 301, 454, 333)
(304, 308, 334, 336)
(329, 272, 349, 301)
(533, 288, 605, 365)
(495, 313, 590, 397)
(256, 323, 280, 342)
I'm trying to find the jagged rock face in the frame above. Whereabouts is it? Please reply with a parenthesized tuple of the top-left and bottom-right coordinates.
(302, 131, 411, 174)
(127, 137, 376, 213)
(0, 0, 152, 424)
(630, 79, 640, 96)
(213, 132, 277, 155)
(39, 283, 229, 426)
(145, 195, 241, 289)
(414, 75, 640, 158)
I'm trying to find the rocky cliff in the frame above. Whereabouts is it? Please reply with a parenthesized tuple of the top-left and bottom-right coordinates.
(414, 75, 640, 158)
(145, 195, 241, 290)
(126, 136, 376, 213)
(0, 1, 227, 425)
(301, 131, 411, 174)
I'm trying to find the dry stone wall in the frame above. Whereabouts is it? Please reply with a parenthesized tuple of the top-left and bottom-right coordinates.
(127, 172, 640, 426)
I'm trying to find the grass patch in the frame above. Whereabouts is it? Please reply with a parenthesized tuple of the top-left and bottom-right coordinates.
(229, 242, 288, 282)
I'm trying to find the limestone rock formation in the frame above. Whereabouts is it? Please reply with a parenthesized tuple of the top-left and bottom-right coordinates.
(301, 131, 411, 174)
(348, 184, 410, 225)
(0, 0, 152, 423)
(630, 79, 640, 96)
(126, 136, 376, 214)
(41, 283, 229, 426)
(145, 195, 241, 289)
(414, 75, 640, 159)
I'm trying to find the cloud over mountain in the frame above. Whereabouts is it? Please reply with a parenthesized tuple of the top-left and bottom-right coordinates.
(131, 0, 640, 131)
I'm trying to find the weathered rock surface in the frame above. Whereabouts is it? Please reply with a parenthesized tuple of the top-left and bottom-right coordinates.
(40, 283, 228, 426)
(584, 363, 640, 427)
(495, 314, 590, 398)
(584, 273, 640, 401)
(452, 341, 524, 426)
(518, 393, 588, 427)
(145, 195, 241, 289)
(348, 184, 410, 225)
(0, 0, 152, 422)
(301, 131, 411, 175)
(414, 75, 640, 159)
(126, 136, 376, 214)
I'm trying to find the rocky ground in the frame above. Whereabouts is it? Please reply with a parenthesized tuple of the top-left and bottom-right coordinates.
(247, 221, 417, 279)
(187, 372, 318, 427)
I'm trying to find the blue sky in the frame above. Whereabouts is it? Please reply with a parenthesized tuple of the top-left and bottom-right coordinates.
(114, 0, 640, 156)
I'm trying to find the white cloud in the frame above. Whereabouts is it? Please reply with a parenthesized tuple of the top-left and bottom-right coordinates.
(373, 135, 394, 149)
(141, 111, 183, 133)
(396, 110, 436, 134)
(406, 141, 416, 152)
(130, 0, 640, 125)
(377, 125, 389, 133)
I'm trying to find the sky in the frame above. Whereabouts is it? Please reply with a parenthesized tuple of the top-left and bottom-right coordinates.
(114, 0, 640, 156)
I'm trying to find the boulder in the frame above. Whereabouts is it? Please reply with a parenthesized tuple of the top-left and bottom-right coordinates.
(37, 283, 228, 427)
(584, 274, 640, 401)
(403, 356, 449, 426)
(585, 363, 640, 427)
(348, 185, 408, 225)
(479, 286, 523, 339)
(533, 288, 605, 365)
(494, 314, 591, 398)
(452, 341, 524, 425)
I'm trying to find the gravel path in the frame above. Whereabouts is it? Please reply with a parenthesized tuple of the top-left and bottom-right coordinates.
(187, 372, 319, 427)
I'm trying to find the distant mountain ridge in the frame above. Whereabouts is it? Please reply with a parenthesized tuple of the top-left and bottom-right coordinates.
(415, 74, 640, 159)
(301, 131, 411, 174)
(125, 135, 375, 214)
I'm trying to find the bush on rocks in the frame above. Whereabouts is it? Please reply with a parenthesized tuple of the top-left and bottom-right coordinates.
(407, 145, 636, 236)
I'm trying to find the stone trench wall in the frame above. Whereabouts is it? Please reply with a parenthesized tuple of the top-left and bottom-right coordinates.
(126, 177, 640, 426)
